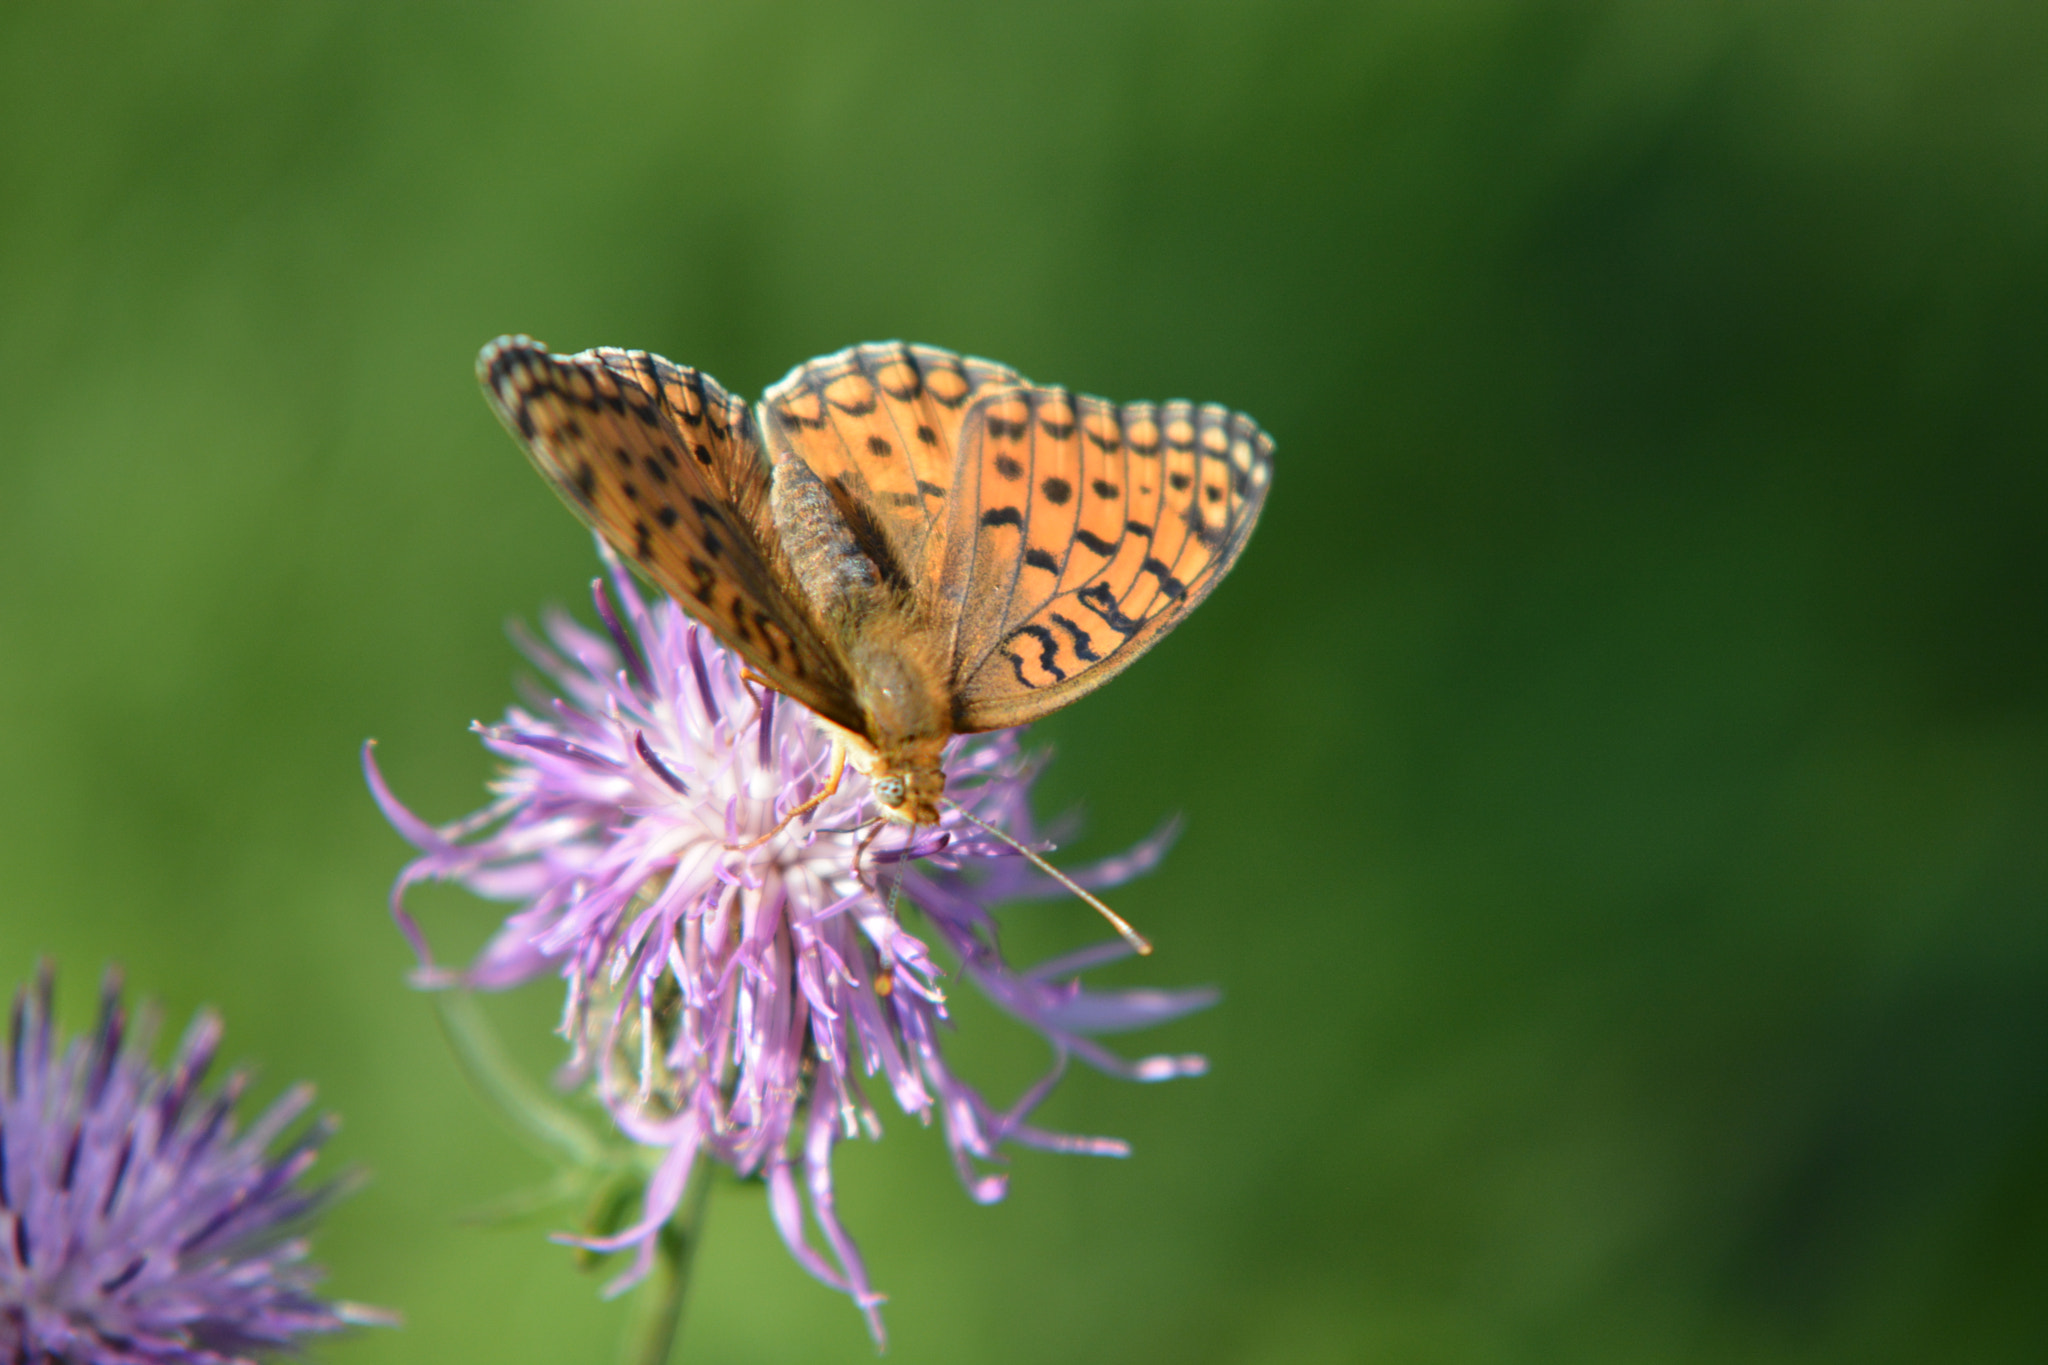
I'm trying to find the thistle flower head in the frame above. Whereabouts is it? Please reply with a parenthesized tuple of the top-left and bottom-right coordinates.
(0, 967, 372, 1365)
(369, 547, 1214, 1342)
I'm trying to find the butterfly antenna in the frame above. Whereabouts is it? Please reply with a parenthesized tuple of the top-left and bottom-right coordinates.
(882, 856, 907, 921)
(946, 804, 1153, 956)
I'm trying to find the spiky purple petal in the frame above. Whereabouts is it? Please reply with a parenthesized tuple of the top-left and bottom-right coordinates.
(373, 544, 1211, 1343)
(0, 967, 377, 1365)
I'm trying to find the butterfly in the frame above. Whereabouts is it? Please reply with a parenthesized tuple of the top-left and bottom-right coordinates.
(479, 337, 1273, 830)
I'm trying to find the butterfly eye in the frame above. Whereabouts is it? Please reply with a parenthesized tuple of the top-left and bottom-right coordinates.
(873, 774, 908, 809)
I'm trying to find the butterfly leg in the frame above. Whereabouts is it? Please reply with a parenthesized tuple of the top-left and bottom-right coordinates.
(852, 816, 886, 891)
(731, 740, 849, 851)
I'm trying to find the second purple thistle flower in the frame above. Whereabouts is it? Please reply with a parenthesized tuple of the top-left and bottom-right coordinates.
(369, 546, 1216, 1342)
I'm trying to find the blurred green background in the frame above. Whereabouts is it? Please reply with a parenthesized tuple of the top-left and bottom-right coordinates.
(3, 2, 2044, 1361)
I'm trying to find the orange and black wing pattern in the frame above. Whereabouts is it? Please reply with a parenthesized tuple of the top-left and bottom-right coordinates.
(760, 342, 1022, 593)
(479, 337, 862, 730)
(939, 385, 1273, 731)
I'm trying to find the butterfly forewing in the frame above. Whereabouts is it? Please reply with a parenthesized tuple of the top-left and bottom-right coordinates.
(478, 337, 863, 730)
(940, 385, 1273, 731)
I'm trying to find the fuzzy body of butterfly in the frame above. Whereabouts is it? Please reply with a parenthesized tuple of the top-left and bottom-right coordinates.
(480, 337, 1272, 843)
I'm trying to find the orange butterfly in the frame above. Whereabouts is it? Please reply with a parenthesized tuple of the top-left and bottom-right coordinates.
(479, 338, 1272, 832)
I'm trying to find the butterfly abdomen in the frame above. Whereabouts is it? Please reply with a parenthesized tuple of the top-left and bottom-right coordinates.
(767, 433, 882, 608)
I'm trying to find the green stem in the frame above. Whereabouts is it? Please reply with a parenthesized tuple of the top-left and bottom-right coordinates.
(621, 1167, 712, 1365)
(431, 990, 607, 1167)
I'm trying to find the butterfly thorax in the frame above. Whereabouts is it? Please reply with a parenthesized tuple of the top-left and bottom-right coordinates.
(844, 629, 950, 825)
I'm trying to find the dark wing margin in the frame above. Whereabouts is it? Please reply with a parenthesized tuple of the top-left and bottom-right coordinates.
(940, 384, 1273, 732)
(478, 336, 864, 731)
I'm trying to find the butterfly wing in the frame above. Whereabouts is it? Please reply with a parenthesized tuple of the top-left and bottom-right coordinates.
(760, 342, 1023, 593)
(937, 386, 1273, 731)
(479, 337, 864, 731)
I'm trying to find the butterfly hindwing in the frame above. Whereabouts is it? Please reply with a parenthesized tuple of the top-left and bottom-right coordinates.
(478, 337, 863, 730)
(940, 386, 1273, 731)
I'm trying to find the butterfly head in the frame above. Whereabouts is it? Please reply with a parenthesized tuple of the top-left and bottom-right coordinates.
(870, 762, 944, 826)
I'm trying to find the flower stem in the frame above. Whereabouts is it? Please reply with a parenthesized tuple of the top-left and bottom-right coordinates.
(432, 990, 607, 1167)
(622, 1168, 712, 1365)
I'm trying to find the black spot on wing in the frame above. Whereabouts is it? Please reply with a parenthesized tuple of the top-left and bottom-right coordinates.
(751, 610, 781, 666)
(1024, 546, 1059, 573)
(1004, 624, 1066, 685)
(773, 399, 827, 431)
(1041, 477, 1071, 505)
(1049, 612, 1101, 661)
(875, 353, 923, 400)
(631, 352, 663, 399)
(684, 557, 715, 602)
(673, 376, 705, 427)
(1139, 557, 1186, 600)
(1079, 582, 1140, 637)
(1075, 528, 1115, 555)
(980, 506, 1024, 529)
(929, 374, 971, 408)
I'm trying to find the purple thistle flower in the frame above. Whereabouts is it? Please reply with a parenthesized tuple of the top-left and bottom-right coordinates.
(0, 966, 378, 1365)
(367, 545, 1215, 1343)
